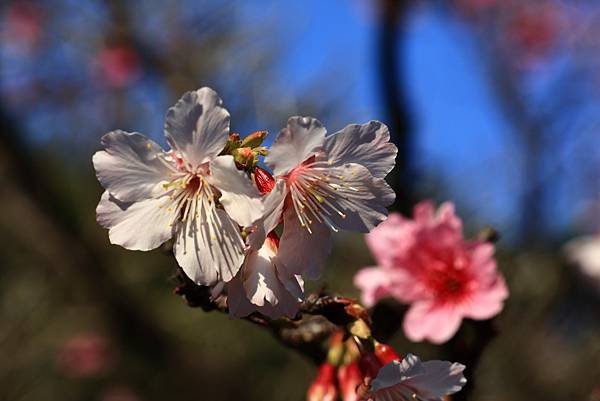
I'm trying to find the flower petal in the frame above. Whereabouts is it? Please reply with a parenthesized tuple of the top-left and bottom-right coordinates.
(228, 272, 301, 319)
(173, 192, 245, 285)
(265, 116, 326, 176)
(207, 155, 263, 227)
(96, 191, 175, 251)
(93, 131, 174, 202)
(365, 213, 417, 268)
(242, 245, 280, 306)
(277, 207, 332, 280)
(370, 355, 466, 400)
(463, 276, 508, 320)
(353, 267, 394, 307)
(403, 301, 463, 344)
(247, 180, 287, 251)
(323, 121, 397, 179)
(405, 358, 467, 399)
(164, 87, 230, 168)
(321, 163, 395, 233)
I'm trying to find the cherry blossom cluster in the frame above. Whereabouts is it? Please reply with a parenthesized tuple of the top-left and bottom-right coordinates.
(93, 87, 474, 401)
(92, 87, 396, 319)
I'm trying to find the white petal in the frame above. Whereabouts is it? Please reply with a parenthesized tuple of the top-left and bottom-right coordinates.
(323, 121, 397, 179)
(173, 192, 245, 285)
(207, 155, 263, 227)
(312, 163, 395, 233)
(228, 273, 301, 319)
(247, 180, 287, 251)
(404, 357, 467, 399)
(242, 245, 280, 306)
(164, 87, 230, 169)
(370, 355, 466, 400)
(265, 116, 326, 176)
(93, 131, 174, 202)
(96, 191, 175, 251)
(277, 207, 332, 280)
(227, 276, 258, 318)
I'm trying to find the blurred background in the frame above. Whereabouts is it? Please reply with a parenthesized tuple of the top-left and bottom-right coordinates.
(1, 0, 600, 400)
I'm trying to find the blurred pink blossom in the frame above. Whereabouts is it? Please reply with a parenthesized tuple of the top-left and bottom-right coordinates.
(56, 333, 114, 378)
(354, 201, 508, 344)
(102, 386, 142, 401)
(94, 44, 141, 88)
(2, 2, 43, 52)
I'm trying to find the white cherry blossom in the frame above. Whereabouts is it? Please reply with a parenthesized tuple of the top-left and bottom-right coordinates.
(264, 116, 397, 279)
(93, 87, 263, 285)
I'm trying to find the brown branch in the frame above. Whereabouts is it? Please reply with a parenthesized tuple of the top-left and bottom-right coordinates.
(172, 270, 372, 364)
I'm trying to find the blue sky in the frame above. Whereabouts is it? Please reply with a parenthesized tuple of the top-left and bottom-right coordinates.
(3, 0, 595, 240)
(239, 1, 521, 237)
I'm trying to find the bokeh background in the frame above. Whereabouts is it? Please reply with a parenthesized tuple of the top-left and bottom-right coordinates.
(2, 0, 600, 400)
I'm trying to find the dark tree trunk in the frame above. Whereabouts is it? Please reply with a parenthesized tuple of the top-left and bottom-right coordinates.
(376, 0, 415, 215)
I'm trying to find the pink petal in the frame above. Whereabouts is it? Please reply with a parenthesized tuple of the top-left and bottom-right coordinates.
(462, 276, 508, 320)
(365, 213, 416, 268)
(403, 301, 463, 344)
(353, 267, 393, 307)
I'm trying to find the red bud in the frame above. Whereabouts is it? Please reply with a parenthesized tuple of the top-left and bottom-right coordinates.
(374, 343, 401, 365)
(307, 363, 338, 401)
(338, 362, 363, 401)
(254, 166, 275, 194)
(357, 352, 381, 380)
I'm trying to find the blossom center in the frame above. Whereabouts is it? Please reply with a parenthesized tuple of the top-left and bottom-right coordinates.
(186, 175, 201, 193)
(286, 160, 358, 234)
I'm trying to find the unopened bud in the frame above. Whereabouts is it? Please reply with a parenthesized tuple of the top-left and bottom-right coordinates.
(344, 303, 371, 324)
(358, 352, 381, 380)
(221, 133, 241, 155)
(337, 362, 363, 401)
(254, 166, 275, 194)
(348, 319, 371, 340)
(374, 343, 401, 365)
(241, 130, 267, 148)
(307, 363, 338, 401)
(232, 147, 255, 169)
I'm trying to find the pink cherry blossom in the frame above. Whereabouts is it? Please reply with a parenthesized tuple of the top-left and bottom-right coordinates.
(93, 87, 263, 285)
(354, 201, 508, 344)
